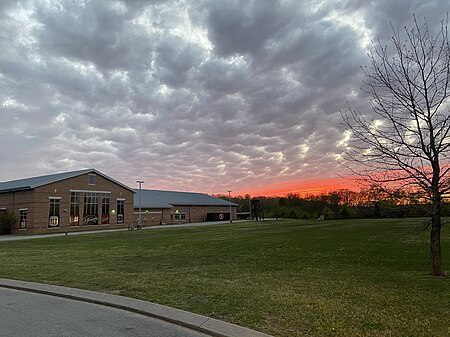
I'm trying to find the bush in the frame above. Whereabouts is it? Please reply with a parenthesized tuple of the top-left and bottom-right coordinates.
(322, 206, 335, 220)
(288, 209, 298, 219)
(0, 213, 16, 235)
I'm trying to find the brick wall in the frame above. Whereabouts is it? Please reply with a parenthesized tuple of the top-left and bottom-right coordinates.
(0, 190, 34, 232)
(137, 205, 238, 225)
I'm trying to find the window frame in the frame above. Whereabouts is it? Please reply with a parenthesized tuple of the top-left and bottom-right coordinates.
(83, 192, 99, 226)
(49, 197, 61, 228)
(19, 208, 28, 229)
(117, 199, 125, 224)
(70, 192, 80, 226)
(101, 193, 110, 224)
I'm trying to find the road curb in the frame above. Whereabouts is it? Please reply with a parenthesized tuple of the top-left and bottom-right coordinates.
(0, 278, 273, 337)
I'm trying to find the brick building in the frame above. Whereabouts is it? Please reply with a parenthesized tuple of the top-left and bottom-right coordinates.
(0, 169, 238, 234)
(134, 190, 238, 226)
(0, 169, 134, 234)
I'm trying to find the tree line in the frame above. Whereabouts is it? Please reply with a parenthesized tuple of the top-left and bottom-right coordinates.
(219, 185, 450, 220)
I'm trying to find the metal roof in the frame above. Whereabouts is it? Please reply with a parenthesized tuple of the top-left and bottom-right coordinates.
(0, 169, 134, 193)
(134, 189, 238, 208)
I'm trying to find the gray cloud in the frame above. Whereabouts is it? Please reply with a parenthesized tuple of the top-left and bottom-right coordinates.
(206, 0, 300, 57)
(0, 0, 446, 194)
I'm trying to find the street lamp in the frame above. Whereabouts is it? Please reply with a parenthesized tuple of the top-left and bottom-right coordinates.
(228, 190, 232, 223)
(136, 180, 144, 227)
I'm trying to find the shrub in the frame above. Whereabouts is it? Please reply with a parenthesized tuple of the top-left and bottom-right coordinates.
(0, 213, 16, 235)
(322, 206, 335, 220)
(288, 209, 298, 219)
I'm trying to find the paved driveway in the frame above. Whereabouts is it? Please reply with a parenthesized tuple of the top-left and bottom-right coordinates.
(0, 287, 209, 337)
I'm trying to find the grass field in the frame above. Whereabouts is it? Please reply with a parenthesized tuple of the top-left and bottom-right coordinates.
(0, 218, 449, 337)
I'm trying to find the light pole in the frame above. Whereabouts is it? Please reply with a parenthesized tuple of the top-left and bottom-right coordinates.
(136, 180, 144, 227)
(228, 190, 232, 223)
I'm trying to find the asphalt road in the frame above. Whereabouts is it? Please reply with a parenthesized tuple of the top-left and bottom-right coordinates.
(0, 287, 210, 337)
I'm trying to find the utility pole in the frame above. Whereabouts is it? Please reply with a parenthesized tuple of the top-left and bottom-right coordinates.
(228, 190, 232, 223)
(136, 180, 144, 228)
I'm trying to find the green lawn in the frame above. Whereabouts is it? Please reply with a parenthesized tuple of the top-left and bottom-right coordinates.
(0, 219, 449, 337)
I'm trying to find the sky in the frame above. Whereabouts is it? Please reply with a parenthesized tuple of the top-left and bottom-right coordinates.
(0, 0, 448, 196)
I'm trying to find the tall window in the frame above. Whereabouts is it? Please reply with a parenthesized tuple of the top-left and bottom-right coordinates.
(101, 193, 110, 224)
(49, 198, 60, 227)
(19, 209, 27, 229)
(117, 199, 124, 224)
(83, 192, 98, 225)
(70, 192, 80, 226)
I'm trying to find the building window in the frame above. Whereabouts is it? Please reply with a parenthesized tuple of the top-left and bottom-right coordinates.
(101, 193, 110, 224)
(174, 213, 180, 221)
(170, 213, 173, 220)
(19, 209, 27, 229)
(49, 198, 60, 227)
(181, 213, 186, 220)
(70, 192, 80, 226)
(117, 199, 124, 224)
(88, 174, 96, 185)
(83, 192, 98, 225)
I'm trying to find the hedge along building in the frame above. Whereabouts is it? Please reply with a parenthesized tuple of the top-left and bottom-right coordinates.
(133, 189, 238, 226)
(0, 169, 134, 234)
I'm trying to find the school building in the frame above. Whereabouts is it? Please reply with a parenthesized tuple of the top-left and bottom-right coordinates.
(0, 169, 237, 234)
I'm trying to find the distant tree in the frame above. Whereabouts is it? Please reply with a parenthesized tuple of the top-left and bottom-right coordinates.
(342, 15, 450, 276)
(339, 204, 351, 219)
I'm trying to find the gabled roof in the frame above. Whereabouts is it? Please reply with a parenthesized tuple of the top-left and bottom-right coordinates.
(0, 169, 134, 193)
(134, 189, 238, 208)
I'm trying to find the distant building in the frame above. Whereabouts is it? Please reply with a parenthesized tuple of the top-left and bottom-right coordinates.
(0, 169, 134, 234)
(134, 189, 238, 225)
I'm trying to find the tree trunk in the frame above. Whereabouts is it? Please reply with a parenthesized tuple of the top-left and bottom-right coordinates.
(430, 192, 444, 276)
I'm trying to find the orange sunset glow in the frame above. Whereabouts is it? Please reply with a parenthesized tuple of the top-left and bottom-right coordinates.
(234, 176, 360, 197)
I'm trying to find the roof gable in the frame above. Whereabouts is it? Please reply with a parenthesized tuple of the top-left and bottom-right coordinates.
(0, 169, 133, 193)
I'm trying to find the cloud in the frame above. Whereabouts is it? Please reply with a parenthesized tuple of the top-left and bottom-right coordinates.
(0, 0, 445, 194)
(205, 0, 300, 57)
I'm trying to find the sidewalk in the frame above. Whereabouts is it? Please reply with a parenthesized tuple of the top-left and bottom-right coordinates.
(0, 220, 249, 242)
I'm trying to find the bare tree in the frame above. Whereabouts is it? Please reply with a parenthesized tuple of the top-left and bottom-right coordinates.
(342, 15, 450, 276)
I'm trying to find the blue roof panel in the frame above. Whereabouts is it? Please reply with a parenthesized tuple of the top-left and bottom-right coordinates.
(134, 189, 237, 208)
